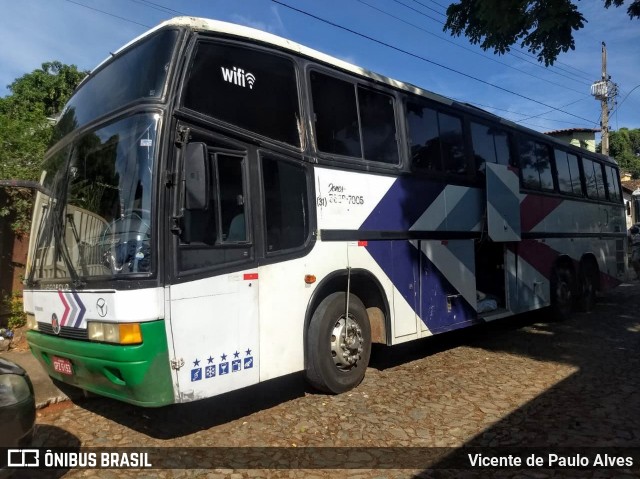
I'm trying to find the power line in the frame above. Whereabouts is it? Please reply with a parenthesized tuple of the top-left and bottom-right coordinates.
(408, 0, 447, 18)
(611, 83, 640, 116)
(357, 0, 590, 97)
(393, 0, 593, 87)
(507, 49, 592, 86)
(414, 0, 596, 82)
(455, 99, 588, 127)
(424, 0, 448, 10)
(127, 0, 187, 16)
(272, 0, 595, 124)
(63, 0, 151, 28)
(516, 97, 590, 123)
(390, 0, 443, 23)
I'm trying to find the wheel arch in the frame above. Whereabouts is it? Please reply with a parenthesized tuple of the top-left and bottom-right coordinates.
(303, 268, 391, 368)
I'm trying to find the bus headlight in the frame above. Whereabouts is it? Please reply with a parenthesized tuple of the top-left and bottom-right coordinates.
(87, 322, 142, 345)
(26, 314, 38, 331)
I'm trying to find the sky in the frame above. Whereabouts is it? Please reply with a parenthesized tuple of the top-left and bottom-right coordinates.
(0, 0, 639, 139)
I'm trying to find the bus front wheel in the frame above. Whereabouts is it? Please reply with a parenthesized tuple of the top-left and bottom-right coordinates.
(305, 292, 371, 394)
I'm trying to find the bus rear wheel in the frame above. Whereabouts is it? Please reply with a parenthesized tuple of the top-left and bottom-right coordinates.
(305, 292, 371, 394)
(551, 266, 574, 321)
(576, 260, 598, 312)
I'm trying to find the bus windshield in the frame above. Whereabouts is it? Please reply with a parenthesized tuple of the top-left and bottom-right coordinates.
(52, 28, 178, 142)
(30, 113, 160, 283)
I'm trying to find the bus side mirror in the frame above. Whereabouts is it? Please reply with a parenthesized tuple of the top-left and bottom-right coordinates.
(184, 142, 209, 210)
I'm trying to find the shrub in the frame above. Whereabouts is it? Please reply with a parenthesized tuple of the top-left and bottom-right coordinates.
(2, 292, 26, 330)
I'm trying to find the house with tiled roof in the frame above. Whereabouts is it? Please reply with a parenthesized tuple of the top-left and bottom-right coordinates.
(545, 128, 600, 153)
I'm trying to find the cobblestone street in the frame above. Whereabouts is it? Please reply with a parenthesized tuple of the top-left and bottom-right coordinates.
(20, 282, 640, 478)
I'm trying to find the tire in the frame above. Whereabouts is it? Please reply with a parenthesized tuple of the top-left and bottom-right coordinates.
(576, 260, 598, 312)
(550, 266, 574, 321)
(305, 292, 371, 394)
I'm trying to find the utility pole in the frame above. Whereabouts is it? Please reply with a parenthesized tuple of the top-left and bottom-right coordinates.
(590, 42, 618, 156)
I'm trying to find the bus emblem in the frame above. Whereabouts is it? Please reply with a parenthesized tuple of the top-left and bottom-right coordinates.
(51, 313, 61, 335)
(96, 298, 107, 317)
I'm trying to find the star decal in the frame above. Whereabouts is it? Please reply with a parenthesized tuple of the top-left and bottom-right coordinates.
(245, 348, 252, 356)
(233, 351, 240, 358)
(193, 358, 200, 367)
(221, 353, 227, 361)
(207, 356, 214, 364)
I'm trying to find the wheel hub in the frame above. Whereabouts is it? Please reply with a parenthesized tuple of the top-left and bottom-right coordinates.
(330, 315, 364, 370)
(558, 281, 571, 304)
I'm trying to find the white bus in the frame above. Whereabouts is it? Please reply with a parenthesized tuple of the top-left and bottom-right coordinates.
(24, 17, 625, 406)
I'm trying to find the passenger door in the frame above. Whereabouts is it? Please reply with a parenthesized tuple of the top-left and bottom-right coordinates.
(167, 134, 260, 403)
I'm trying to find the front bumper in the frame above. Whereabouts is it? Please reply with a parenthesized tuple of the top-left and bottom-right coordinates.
(27, 320, 174, 407)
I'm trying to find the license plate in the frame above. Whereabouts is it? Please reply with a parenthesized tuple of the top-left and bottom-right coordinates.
(52, 356, 73, 376)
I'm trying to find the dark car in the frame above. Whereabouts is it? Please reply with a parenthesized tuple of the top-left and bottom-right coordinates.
(0, 358, 36, 447)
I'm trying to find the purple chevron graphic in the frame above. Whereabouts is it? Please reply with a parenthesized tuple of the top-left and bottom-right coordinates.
(57, 291, 86, 328)
(71, 290, 86, 328)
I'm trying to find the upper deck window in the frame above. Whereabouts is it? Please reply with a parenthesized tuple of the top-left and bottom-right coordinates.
(518, 138, 554, 191)
(183, 42, 301, 147)
(470, 122, 512, 167)
(406, 101, 466, 175)
(54, 29, 178, 140)
(554, 149, 583, 196)
(605, 164, 622, 202)
(583, 158, 607, 200)
(310, 71, 399, 164)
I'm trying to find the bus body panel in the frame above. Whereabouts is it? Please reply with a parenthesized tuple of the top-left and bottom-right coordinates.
(257, 242, 347, 380)
(168, 269, 260, 403)
(314, 167, 395, 231)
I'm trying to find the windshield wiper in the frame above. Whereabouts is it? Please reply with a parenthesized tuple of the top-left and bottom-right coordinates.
(24, 152, 85, 289)
(52, 160, 85, 289)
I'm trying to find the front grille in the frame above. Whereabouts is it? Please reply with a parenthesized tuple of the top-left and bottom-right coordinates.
(38, 323, 88, 340)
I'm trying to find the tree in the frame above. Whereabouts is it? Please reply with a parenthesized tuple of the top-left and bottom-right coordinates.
(604, 128, 640, 177)
(443, 0, 640, 65)
(0, 62, 87, 235)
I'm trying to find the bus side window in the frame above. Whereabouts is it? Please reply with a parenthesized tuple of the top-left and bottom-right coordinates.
(518, 138, 554, 191)
(357, 86, 399, 164)
(470, 122, 512, 170)
(583, 158, 607, 200)
(178, 148, 250, 272)
(438, 113, 466, 174)
(407, 102, 441, 172)
(605, 165, 622, 202)
(310, 72, 399, 164)
(554, 149, 583, 196)
(406, 101, 465, 174)
(218, 155, 247, 242)
(310, 72, 362, 158)
(262, 157, 309, 253)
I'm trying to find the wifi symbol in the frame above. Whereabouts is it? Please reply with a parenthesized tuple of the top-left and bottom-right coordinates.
(245, 72, 256, 89)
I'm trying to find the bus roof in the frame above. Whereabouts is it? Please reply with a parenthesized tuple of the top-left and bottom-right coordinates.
(96, 16, 615, 165)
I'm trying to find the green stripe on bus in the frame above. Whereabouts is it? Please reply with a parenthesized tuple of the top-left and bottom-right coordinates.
(26, 320, 174, 407)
